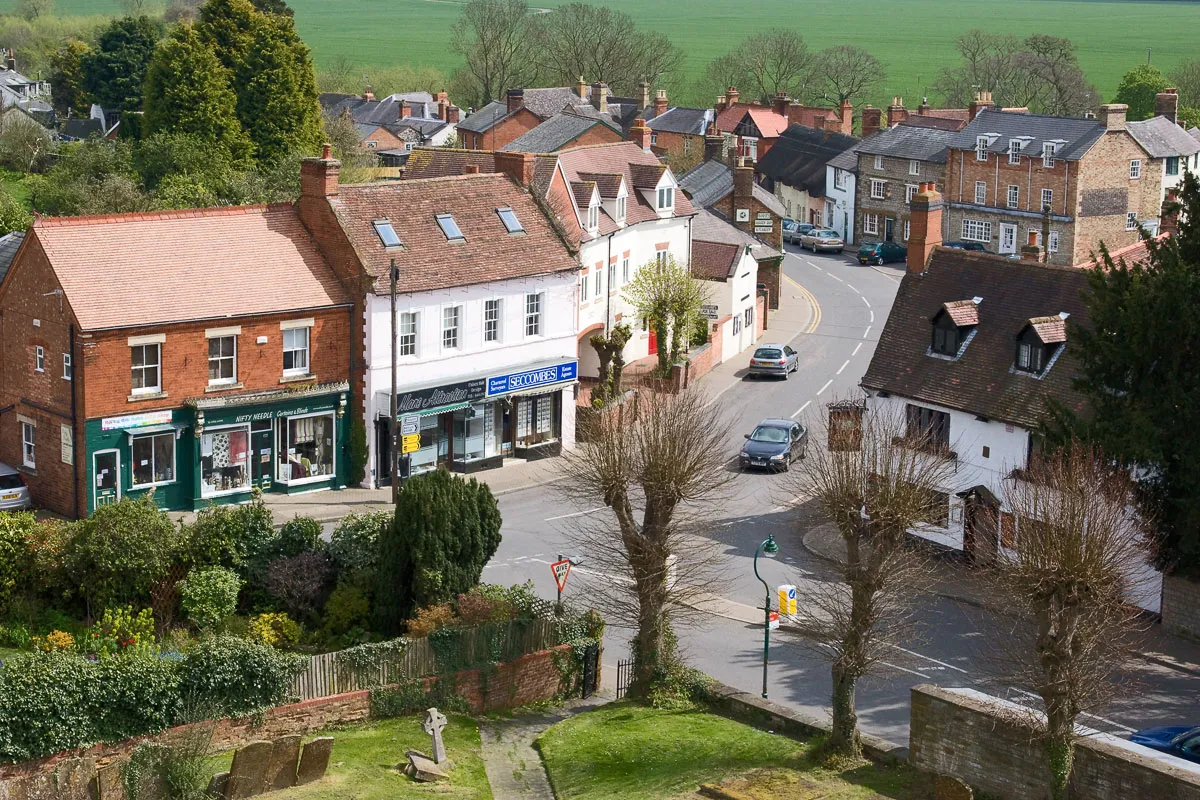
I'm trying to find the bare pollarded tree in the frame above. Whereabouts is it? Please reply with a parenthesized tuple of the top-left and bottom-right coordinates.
(560, 388, 731, 699)
(990, 440, 1152, 800)
(787, 399, 958, 758)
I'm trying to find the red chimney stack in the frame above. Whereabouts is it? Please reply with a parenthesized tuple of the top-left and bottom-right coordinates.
(907, 182, 943, 273)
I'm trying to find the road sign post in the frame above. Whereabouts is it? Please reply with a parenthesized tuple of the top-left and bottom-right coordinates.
(551, 558, 572, 611)
(401, 433, 421, 454)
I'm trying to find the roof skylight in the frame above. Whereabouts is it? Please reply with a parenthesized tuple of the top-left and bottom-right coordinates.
(436, 213, 465, 241)
(372, 220, 402, 248)
(496, 207, 524, 233)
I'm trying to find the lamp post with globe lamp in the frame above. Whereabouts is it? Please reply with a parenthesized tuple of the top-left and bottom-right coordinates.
(753, 535, 780, 699)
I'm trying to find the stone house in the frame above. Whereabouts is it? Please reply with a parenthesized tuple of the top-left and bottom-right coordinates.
(644, 90, 713, 171)
(754, 124, 859, 227)
(855, 124, 957, 245)
(944, 105, 1163, 266)
(1125, 90, 1200, 207)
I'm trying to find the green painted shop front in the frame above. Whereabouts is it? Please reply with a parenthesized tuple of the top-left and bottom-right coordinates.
(84, 384, 350, 515)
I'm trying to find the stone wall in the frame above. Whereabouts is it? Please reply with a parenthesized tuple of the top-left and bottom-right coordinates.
(910, 684, 1200, 799)
(1162, 573, 1200, 640)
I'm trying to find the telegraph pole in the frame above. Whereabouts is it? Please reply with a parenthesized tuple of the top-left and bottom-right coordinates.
(389, 258, 400, 504)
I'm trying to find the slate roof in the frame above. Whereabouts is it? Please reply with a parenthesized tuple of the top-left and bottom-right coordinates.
(678, 160, 788, 218)
(320, 92, 444, 127)
(691, 240, 742, 281)
(390, 118, 449, 139)
(755, 124, 859, 195)
(645, 106, 712, 136)
(1126, 116, 1200, 158)
(31, 206, 350, 331)
(950, 109, 1106, 161)
(500, 113, 619, 153)
(827, 142, 862, 173)
(521, 87, 589, 119)
(0, 231, 23, 286)
(60, 118, 103, 140)
(330, 173, 577, 294)
(457, 101, 511, 134)
(861, 248, 1090, 429)
(691, 207, 782, 262)
(857, 124, 956, 163)
(901, 115, 967, 132)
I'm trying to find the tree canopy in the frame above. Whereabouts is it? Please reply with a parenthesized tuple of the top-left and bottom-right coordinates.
(80, 16, 161, 112)
(1114, 64, 1169, 121)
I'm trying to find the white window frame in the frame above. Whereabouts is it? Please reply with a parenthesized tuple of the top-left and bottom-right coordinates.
(1166, 156, 1180, 177)
(130, 431, 176, 489)
(1008, 139, 1022, 164)
(874, 154, 884, 170)
(870, 179, 886, 200)
(524, 292, 543, 337)
(742, 138, 757, 161)
(863, 213, 879, 236)
(1048, 230, 1060, 253)
(1042, 143, 1056, 168)
(650, 131, 658, 146)
(903, 218, 911, 241)
(62, 352, 72, 380)
(130, 343, 161, 395)
(1130, 159, 1141, 179)
(398, 311, 418, 356)
(206, 335, 238, 386)
(656, 186, 675, 211)
(1040, 188, 1053, 210)
(442, 305, 462, 350)
(275, 410, 337, 487)
(961, 218, 992, 243)
(483, 299, 501, 344)
(615, 195, 627, 224)
(683, 137, 691, 155)
(21, 421, 35, 468)
(1007, 184, 1020, 209)
(833, 168, 846, 190)
(909, 159, 920, 176)
(586, 203, 599, 231)
(905, 184, 918, 203)
(581, 272, 590, 302)
(976, 136, 989, 161)
(593, 268, 602, 297)
(34, 345, 44, 372)
(1126, 212, 1139, 231)
(974, 181, 987, 205)
(282, 326, 310, 376)
(622, 257, 630, 284)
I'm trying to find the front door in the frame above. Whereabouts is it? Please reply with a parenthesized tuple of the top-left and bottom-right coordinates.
(93, 449, 120, 508)
(1000, 223, 1017, 254)
(251, 422, 273, 490)
(647, 324, 658, 355)
(884, 217, 895, 242)
(963, 492, 1000, 567)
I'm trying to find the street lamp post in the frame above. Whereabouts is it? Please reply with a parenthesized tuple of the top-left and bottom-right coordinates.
(753, 535, 779, 699)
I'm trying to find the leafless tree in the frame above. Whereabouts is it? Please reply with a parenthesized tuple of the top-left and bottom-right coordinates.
(1015, 35, 1098, 116)
(815, 45, 886, 106)
(739, 30, 815, 105)
(321, 110, 377, 183)
(116, 0, 149, 15)
(787, 400, 958, 758)
(989, 441, 1152, 800)
(1169, 60, 1200, 108)
(692, 52, 750, 109)
(560, 389, 731, 698)
(450, 0, 540, 109)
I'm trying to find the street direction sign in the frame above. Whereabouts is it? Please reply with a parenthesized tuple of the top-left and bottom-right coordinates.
(551, 558, 572, 592)
(400, 415, 420, 436)
(401, 433, 421, 454)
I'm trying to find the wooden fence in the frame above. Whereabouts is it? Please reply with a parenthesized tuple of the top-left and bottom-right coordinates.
(289, 618, 558, 702)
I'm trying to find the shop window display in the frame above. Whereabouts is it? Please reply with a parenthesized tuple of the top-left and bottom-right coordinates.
(201, 427, 251, 496)
(453, 403, 501, 465)
(131, 431, 175, 487)
(515, 394, 559, 447)
(277, 414, 335, 482)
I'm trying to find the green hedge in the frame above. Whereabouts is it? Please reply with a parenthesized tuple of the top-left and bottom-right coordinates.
(0, 636, 303, 762)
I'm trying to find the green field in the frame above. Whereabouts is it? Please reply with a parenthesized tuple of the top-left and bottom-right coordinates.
(10, 0, 1200, 106)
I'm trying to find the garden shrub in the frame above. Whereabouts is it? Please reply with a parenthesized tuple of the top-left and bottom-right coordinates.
(25, 519, 72, 601)
(64, 495, 180, 612)
(175, 635, 302, 718)
(322, 584, 370, 636)
(277, 515, 322, 558)
(264, 551, 331, 619)
(0, 511, 35, 613)
(178, 567, 241, 631)
(93, 654, 182, 743)
(328, 510, 389, 588)
(31, 629, 75, 652)
(183, 494, 277, 578)
(406, 602, 457, 638)
(456, 588, 514, 626)
(82, 606, 157, 659)
(247, 612, 301, 649)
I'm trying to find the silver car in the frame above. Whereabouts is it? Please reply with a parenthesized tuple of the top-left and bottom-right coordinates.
(747, 343, 799, 379)
(782, 220, 815, 244)
(0, 462, 31, 511)
(799, 228, 845, 253)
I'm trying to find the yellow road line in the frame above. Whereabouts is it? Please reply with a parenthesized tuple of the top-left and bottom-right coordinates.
(785, 273, 821, 335)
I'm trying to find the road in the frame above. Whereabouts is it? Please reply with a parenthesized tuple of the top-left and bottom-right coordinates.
(482, 246, 1198, 746)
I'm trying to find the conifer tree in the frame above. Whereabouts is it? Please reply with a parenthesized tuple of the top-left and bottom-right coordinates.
(234, 17, 322, 163)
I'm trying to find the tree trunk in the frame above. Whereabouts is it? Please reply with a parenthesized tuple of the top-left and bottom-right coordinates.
(630, 568, 671, 696)
(654, 318, 670, 376)
(830, 662, 861, 757)
(590, 335, 613, 405)
(1046, 708, 1076, 800)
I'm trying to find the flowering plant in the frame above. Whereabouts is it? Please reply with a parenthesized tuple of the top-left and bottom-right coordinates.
(82, 606, 156, 658)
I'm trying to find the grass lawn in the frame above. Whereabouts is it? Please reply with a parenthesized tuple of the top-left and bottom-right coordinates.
(13, 0, 1200, 108)
(208, 715, 492, 800)
(536, 702, 922, 800)
(0, 169, 30, 207)
(0, 647, 20, 662)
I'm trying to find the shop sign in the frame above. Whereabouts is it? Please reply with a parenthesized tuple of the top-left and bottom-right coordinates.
(700, 304, 719, 320)
(396, 379, 486, 416)
(101, 409, 174, 431)
(487, 361, 578, 397)
(203, 395, 340, 426)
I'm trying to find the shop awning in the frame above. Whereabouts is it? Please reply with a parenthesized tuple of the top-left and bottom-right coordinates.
(123, 424, 180, 437)
(508, 382, 577, 399)
(416, 402, 471, 418)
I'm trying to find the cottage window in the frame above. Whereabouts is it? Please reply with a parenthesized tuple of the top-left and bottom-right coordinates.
(870, 179, 886, 199)
(283, 327, 310, 375)
(1042, 142, 1057, 168)
(863, 213, 879, 235)
(62, 353, 72, 380)
(833, 168, 846, 190)
(903, 219, 911, 241)
(442, 305, 461, 349)
(656, 186, 675, 211)
(21, 422, 35, 469)
(974, 181, 987, 205)
(580, 272, 589, 302)
(742, 138, 757, 161)
(874, 154, 883, 170)
(207, 336, 237, 385)
(399, 312, 418, 356)
(587, 203, 599, 230)
(1017, 341, 1045, 373)
(1008, 139, 1022, 164)
(525, 292, 543, 337)
(1007, 184, 1020, 208)
(484, 299, 501, 343)
(905, 404, 950, 452)
(683, 137, 691, 155)
(131, 432, 175, 487)
(622, 256, 631, 284)
(1129, 159, 1141, 179)
(593, 269, 602, 297)
(906, 184, 918, 203)
(650, 131, 658, 146)
(976, 136, 989, 161)
(616, 195, 627, 224)
(909, 159, 920, 176)
(1126, 212, 1139, 231)
(1041, 188, 1053, 210)
(1167, 156, 1180, 176)
(131, 344, 161, 394)
(1048, 230, 1060, 253)
(961, 218, 991, 242)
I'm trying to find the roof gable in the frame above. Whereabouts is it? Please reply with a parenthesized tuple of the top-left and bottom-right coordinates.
(691, 239, 742, 281)
(755, 124, 859, 194)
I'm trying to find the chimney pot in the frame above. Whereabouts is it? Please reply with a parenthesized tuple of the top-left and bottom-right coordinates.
(726, 86, 740, 107)
(654, 89, 668, 117)
(301, 149, 341, 200)
(577, 77, 588, 102)
(968, 92, 995, 122)
(1156, 89, 1179, 125)
(592, 82, 608, 113)
(640, 81, 651, 110)
(629, 117, 652, 151)
(861, 106, 882, 137)
(774, 92, 789, 116)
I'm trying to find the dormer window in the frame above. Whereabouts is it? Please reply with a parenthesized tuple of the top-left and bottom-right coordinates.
(930, 299, 981, 357)
(1016, 314, 1068, 375)
(1008, 139, 1022, 164)
(1042, 142, 1057, 168)
(616, 194, 627, 224)
(587, 202, 599, 231)
(373, 219, 402, 248)
(656, 186, 674, 211)
(1016, 340, 1045, 373)
(976, 136, 989, 161)
(436, 213, 465, 241)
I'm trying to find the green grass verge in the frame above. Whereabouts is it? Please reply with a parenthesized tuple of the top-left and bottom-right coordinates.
(536, 701, 921, 800)
(0, 169, 30, 206)
(207, 715, 492, 800)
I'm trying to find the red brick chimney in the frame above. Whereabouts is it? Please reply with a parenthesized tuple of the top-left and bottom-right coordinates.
(362, 89, 375, 102)
(1020, 230, 1044, 263)
(861, 106, 882, 137)
(654, 89, 668, 118)
(463, 164, 480, 175)
(507, 88, 524, 114)
(918, 97, 931, 115)
(494, 151, 536, 186)
(300, 144, 340, 200)
(839, 99, 853, 135)
(968, 91, 995, 121)
(726, 87, 740, 107)
(733, 157, 754, 203)
(447, 106, 460, 125)
(704, 124, 724, 163)
(1156, 88, 1179, 125)
(886, 97, 907, 128)
(399, 100, 412, 119)
(907, 182, 943, 273)
(438, 101, 448, 121)
(629, 117, 652, 151)
(773, 92, 789, 116)
(436, 89, 449, 105)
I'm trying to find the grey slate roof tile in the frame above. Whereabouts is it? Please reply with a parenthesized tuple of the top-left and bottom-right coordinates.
(857, 124, 957, 163)
(950, 109, 1105, 162)
(1126, 116, 1200, 158)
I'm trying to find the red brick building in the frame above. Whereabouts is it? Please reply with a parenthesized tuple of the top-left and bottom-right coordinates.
(0, 206, 353, 517)
(713, 87, 853, 161)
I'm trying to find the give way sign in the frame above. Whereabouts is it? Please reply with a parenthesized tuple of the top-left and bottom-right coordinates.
(551, 558, 572, 592)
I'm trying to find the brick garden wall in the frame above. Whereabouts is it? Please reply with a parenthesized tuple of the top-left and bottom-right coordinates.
(909, 684, 1200, 799)
(1162, 574, 1200, 639)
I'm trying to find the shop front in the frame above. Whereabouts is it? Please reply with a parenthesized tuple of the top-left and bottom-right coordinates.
(375, 360, 576, 481)
(84, 382, 350, 514)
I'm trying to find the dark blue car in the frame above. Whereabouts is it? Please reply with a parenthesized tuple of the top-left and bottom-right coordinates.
(857, 240, 907, 265)
(739, 419, 808, 472)
(1130, 725, 1200, 764)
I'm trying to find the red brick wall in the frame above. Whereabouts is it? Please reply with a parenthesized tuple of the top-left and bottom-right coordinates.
(360, 126, 404, 152)
(460, 108, 540, 151)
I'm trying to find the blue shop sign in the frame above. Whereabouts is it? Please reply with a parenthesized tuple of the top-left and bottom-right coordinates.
(487, 361, 578, 397)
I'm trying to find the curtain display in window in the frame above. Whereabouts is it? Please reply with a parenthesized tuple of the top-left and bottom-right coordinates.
(132, 432, 174, 486)
(277, 414, 334, 481)
(201, 427, 250, 496)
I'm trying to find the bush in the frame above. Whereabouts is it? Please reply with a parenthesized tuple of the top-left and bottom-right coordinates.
(321, 584, 370, 636)
(175, 635, 302, 718)
(265, 551, 331, 619)
(456, 588, 514, 626)
(247, 612, 301, 649)
(31, 629, 75, 652)
(64, 495, 180, 611)
(277, 516, 322, 559)
(178, 567, 241, 631)
(83, 606, 157, 659)
(328, 510, 389, 588)
(0, 511, 35, 613)
(406, 603, 457, 638)
(24, 519, 72, 601)
(183, 494, 277, 578)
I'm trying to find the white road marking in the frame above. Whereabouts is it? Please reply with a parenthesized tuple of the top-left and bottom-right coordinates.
(836, 360, 850, 375)
(805, 259, 823, 272)
(869, 309, 875, 323)
(830, 274, 844, 283)
(790, 400, 811, 419)
(863, 326, 872, 339)
(1007, 687, 1136, 733)
(846, 283, 860, 294)
(817, 379, 833, 395)
(852, 343, 863, 357)
(861, 296, 871, 307)
(880, 660, 933, 679)
(544, 506, 607, 521)
(886, 643, 969, 674)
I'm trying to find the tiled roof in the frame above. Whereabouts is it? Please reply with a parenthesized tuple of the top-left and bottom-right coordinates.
(677, 160, 788, 218)
(577, 172, 623, 198)
(901, 115, 966, 132)
(857, 124, 956, 163)
(755, 124, 859, 195)
(521, 86, 589, 119)
(330, 173, 577, 294)
(716, 101, 844, 136)
(646, 107, 712, 135)
(861, 248, 1090, 429)
(1126, 116, 1200, 158)
(691, 207, 781, 261)
(628, 162, 666, 189)
(743, 107, 790, 138)
(950, 109, 1105, 161)
(0, 231, 23, 286)
(942, 299, 980, 326)
(403, 148, 496, 178)
(457, 100, 511, 134)
(1028, 315, 1067, 344)
(571, 180, 597, 207)
(500, 113, 618, 153)
(827, 143, 862, 173)
(691, 240, 742, 281)
(33, 205, 350, 331)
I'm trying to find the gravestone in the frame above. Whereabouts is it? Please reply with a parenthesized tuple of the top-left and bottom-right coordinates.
(94, 763, 123, 800)
(23, 773, 57, 800)
(207, 772, 229, 797)
(404, 750, 449, 783)
(55, 757, 96, 800)
(422, 708, 448, 764)
(296, 737, 334, 785)
(265, 735, 302, 791)
(934, 774, 974, 800)
(225, 741, 273, 799)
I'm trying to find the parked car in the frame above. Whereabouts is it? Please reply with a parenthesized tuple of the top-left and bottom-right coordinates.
(1130, 725, 1200, 764)
(0, 462, 31, 511)
(747, 343, 798, 379)
(799, 228, 844, 253)
(857, 239, 907, 265)
(783, 219, 815, 244)
(740, 419, 808, 471)
(942, 241, 989, 252)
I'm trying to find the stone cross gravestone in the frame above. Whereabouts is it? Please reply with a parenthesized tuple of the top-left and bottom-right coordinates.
(422, 708, 448, 764)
